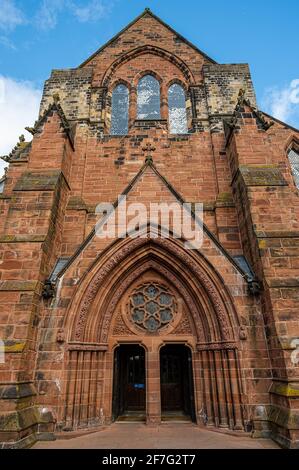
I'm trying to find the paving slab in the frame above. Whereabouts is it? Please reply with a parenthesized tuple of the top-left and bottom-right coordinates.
(33, 423, 279, 449)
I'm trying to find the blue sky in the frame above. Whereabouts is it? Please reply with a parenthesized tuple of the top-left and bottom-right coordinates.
(0, 0, 299, 174)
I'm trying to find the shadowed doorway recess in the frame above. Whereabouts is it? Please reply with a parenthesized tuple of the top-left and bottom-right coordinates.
(160, 344, 196, 422)
(113, 344, 146, 422)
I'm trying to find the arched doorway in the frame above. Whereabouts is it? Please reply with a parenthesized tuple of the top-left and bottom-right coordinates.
(160, 344, 196, 422)
(112, 344, 146, 421)
(62, 234, 248, 431)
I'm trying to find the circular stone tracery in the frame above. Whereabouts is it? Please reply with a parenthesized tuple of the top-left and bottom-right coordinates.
(130, 283, 176, 332)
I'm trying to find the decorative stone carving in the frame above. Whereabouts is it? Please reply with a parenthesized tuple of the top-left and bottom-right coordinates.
(170, 310, 192, 335)
(248, 278, 262, 296)
(73, 237, 234, 343)
(57, 328, 65, 343)
(154, 238, 231, 339)
(42, 279, 56, 299)
(239, 326, 247, 340)
(98, 260, 204, 342)
(129, 282, 176, 333)
(112, 312, 134, 336)
(196, 342, 237, 351)
(74, 238, 145, 340)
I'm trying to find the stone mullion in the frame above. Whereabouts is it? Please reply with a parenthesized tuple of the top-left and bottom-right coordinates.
(129, 87, 137, 127)
(160, 83, 168, 121)
(146, 349, 161, 424)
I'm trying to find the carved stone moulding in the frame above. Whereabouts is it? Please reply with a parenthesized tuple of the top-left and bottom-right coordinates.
(72, 236, 235, 344)
(67, 342, 108, 352)
(196, 341, 238, 351)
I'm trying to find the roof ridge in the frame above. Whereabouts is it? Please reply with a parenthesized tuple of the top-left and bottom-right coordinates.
(0, 135, 31, 164)
(78, 8, 216, 68)
(259, 110, 299, 133)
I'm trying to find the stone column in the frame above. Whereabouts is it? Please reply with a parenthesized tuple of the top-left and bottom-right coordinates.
(129, 87, 137, 127)
(160, 83, 168, 121)
(146, 346, 161, 425)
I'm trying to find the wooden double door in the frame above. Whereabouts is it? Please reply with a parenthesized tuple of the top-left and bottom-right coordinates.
(112, 344, 195, 421)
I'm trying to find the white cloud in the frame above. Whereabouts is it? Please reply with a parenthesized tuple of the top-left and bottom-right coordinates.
(262, 79, 299, 127)
(71, 0, 111, 23)
(0, 34, 16, 49)
(35, 0, 65, 31)
(0, 76, 42, 177)
(0, 0, 25, 31)
(35, 0, 113, 30)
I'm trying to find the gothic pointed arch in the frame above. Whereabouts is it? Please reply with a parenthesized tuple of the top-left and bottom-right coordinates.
(65, 230, 240, 346)
(101, 45, 195, 87)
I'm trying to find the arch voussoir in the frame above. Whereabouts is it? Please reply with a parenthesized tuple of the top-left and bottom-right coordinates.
(69, 236, 238, 344)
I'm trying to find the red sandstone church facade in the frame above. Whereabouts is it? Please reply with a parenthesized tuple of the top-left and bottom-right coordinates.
(0, 9, 299, 449)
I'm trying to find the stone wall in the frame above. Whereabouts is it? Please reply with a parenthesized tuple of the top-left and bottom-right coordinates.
(0, 8, 298, 448)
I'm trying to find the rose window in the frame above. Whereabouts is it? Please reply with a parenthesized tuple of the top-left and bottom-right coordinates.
(130, 283, 176, 332)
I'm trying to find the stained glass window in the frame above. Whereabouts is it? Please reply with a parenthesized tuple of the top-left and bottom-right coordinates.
(168, 83, 188, 134)
(110, 84, 129, 135)
(137, 75, 161, 120)
(130, 283, 176, 332)
(288, 148, 299, 189)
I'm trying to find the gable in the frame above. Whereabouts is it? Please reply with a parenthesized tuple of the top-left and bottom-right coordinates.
(55, 160, 249, 292)
(79, 9, 216, 85)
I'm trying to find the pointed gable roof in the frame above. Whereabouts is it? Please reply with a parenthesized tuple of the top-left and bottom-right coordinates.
(53, 157, 253, 285)
(223, 88, 275, 143)
(79, 8, 216, 68)
(29, 95, 75, 149)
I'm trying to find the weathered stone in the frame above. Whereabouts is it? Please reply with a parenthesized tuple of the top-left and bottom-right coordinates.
(14, 171, 62, 192)
(0, 383, 36, 399)
(0, 235, 46, 243)
(239, 165, 288, 186)
(1, 340, 26, 353)
(0, 7, 298, 451)
(270, 382, 299, 398)
(0, 281, 40, 291)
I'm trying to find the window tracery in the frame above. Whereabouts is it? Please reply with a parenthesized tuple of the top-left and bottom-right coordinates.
(110, 84, 129, 135)
(288, 148, 299, 189)
(129, 283, 176, 332)
(168, 83, 188, 134)
(137, 75, 161, 120)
